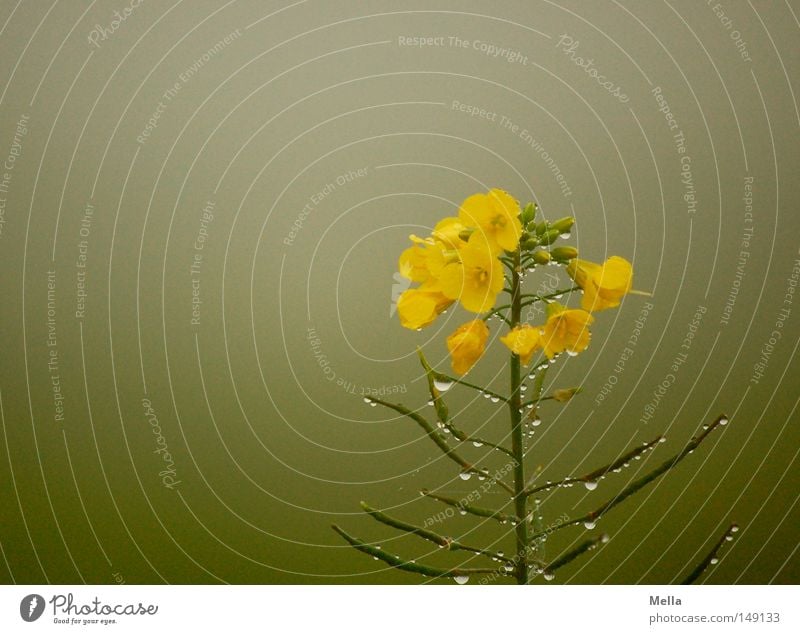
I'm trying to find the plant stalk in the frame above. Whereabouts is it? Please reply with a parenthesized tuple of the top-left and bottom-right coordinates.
(509, 246, 529, 584)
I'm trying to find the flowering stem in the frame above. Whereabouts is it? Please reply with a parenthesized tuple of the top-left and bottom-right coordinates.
(509, 246, 529, 584)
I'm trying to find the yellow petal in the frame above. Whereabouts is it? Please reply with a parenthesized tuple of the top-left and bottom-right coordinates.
(447, 320, 489, 375)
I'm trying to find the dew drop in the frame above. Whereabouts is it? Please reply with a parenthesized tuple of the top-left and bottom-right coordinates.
(584, 520, 596, 530)
(502, 564, 514, 573)
(659, 437, 667, 443)
(730, 524, 739, 533)
(483, 392, 491, 399)
(363, 397, 372, 404)
(472, 441, 483, 447)
(370, 402, 377, 407)
(520, 385, 528, 392)
(600, 534, 610, 544)
(497, 550, 504, 557)
(427, 400, 434, 406)
(434, 379, 454, 392)
(453, 575, 469, 585)
(459, 509, 467, 515)
(719, 416, 729, 426)
(543, 571, 555, 581)
(725, 535, 733, 541)
(531, 418, 542, 427)
(459, 472, 471, 481)
(710, 557, 719, 565)
(584, 481, 598, 491)
(490, 396, 500, 403)
(566, 349, 579, 357)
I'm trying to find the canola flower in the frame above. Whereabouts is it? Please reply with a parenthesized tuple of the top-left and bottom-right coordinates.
(395, 189, 634, 373)
(337, 188, 732, 587)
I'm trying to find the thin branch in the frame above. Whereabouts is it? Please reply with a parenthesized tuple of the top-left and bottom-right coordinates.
(434, 373, 508, 404)
(527, 415, 730, 540)
(421, 489, 516, 525)
(542, 534, 609, 576)
(371, 398, 515, 494)
(523, 434, 664, 497)
(417, 350, 516, 465)
(360, 502, 514, 564)
(331, 525, 503, 578)
(681, 522, 739, 584)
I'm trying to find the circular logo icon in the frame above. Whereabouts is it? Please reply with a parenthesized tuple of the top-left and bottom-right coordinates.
(20, 594, 45, 622)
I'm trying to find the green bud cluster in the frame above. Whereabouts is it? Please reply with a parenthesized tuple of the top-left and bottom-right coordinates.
(517, 205, 578, 264)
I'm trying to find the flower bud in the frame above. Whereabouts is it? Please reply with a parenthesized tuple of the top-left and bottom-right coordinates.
(550, 217, 575, 235)
(553, 387, 581, 403)
(550, 246, 578, 262)
(458, 227, 475, 242)
(537, 229, 561, 246)
(534, 221, 548, 236)
(532, 250, 551, 265)
(522, 237, 539, 251)
(521, 202, 537, 225)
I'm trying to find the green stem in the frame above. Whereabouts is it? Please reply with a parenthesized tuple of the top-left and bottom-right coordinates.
(509, 246, 529, 584)
(681, 522, 739, 584)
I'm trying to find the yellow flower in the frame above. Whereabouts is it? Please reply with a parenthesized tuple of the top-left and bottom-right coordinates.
(500, 325, 542, 365)
(397, 284, 453, 330)
(447, 320, 489, 375)
(438, 234, 504, 313)
(566, 256, 633, 312)
(431, 217, 466, 249)
(540, 303, 594, 359)
(458, 189, 522, 253)
(398, 240, 449, 284)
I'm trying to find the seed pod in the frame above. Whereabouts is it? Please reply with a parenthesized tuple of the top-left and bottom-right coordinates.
(550, 246, 578, 262)
(532, 250, 551, 265)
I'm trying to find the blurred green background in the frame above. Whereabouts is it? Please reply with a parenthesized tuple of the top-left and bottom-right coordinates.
(0, 0, 798, 584)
